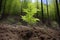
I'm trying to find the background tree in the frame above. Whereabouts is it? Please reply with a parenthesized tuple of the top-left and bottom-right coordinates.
(0, 0, 3, 11)
(46, 0, 49, 20)
(46, 0, 51, 25)
(0, 0, 7, 20)
(59, 0, 60, 2)
(55, 0, 60, 26)
(41, 0, 45, 24)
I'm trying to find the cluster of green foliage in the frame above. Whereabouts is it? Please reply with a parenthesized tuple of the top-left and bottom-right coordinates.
(22, 3, 39, 24)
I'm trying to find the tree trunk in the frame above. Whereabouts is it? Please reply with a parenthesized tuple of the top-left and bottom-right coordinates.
(46, 0, 51, 25)
(55, 0, 60, 27)
(0, 0, 3, 11)
(46, 0, 49, 19)
(0, 0, 6, 20)
(59, 0, 60, 2)
(41, 0, 44, 24)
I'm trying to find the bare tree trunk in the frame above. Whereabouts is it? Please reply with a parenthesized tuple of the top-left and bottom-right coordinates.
(0, 0, 6, 20)
(0, 0, 3, 11)
(46, 0, 49, 19)
(59, 0, 60, 2)
(55, 0, 60, 27)
(41, 0, 45, 24)
(46, 0, 51, 26)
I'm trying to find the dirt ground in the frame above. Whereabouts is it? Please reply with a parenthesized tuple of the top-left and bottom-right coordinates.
(0, 23, 60, 40)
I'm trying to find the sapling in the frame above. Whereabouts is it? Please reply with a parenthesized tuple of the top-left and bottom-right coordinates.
(22, 3, 40, 25)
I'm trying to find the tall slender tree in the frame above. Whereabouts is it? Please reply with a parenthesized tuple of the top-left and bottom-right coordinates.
(46, 0, 50, 22)
(0, 0, 3, 11)
(59, 0, 60, 2)
(41, 0, 44, 23)
(46, 0, 49, 18)
(55, 0, 60, 26)
(46, 0, 52, 26)
(0, 0, 7, 20)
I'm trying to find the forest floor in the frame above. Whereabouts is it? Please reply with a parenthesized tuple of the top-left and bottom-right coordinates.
(0, 16, 60, 40)
(0, 22, 60, 40)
